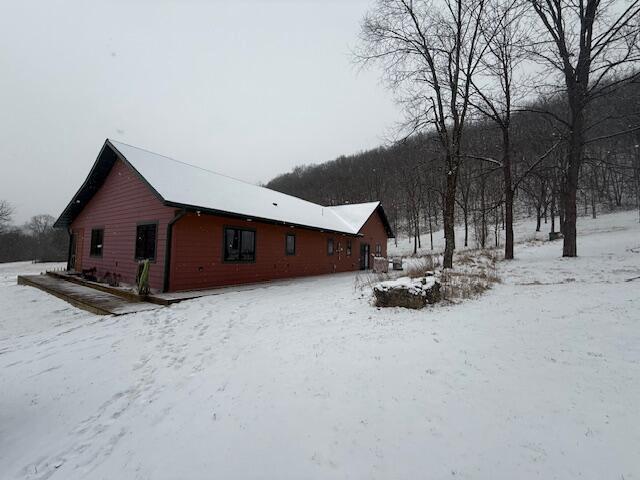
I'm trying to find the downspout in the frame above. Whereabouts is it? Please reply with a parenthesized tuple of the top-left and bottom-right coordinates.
(163, 209, 187, 292)
(66, 227, 73, 271)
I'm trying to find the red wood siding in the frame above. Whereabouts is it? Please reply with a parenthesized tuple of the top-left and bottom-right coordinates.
(168, 210, 389, 292)
(359, 208, 389, 258)
(70, 159, 176, 291)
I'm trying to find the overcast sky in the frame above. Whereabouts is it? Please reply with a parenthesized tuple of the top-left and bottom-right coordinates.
(0, 0, 399, 223)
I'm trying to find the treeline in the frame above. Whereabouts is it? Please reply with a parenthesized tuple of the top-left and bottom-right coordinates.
(0, 207, 68, 263)
(267, 79, 640, 254)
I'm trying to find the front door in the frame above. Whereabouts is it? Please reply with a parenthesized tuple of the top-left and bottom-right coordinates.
(68, 233, 77, 270)
(70, 230, 83, 272)
(360, 243, 370, 270)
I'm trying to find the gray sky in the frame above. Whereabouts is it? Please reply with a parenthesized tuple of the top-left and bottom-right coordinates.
(0, 0, 398, 224)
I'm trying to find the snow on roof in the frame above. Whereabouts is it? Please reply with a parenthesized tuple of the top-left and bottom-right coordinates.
(108, 140, 380, 235)
(325, 202, 380, 233)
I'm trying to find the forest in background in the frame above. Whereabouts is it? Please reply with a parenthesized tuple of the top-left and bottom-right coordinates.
(267, 79, 640, 254)
(0, 207, 67, 263)
(267, 0, 640, 266)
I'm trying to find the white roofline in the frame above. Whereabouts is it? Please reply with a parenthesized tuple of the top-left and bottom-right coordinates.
(106, 139, 383, 236)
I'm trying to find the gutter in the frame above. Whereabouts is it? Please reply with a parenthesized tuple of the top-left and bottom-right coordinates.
(162, 209, 187, 292)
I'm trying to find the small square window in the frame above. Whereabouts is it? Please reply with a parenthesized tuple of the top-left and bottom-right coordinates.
(327, 238, 334, 256)
(90, 228, 104, 257)
(135, 223, 157, 260)
(285, 233, 296, 255)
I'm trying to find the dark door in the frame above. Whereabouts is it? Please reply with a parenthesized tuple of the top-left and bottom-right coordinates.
(68, 233, 77, 270)
(360, 243, 370, 270)
(69, 230, 83, 271)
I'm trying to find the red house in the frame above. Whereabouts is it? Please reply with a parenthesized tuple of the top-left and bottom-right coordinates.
(54, 140, 394, 292)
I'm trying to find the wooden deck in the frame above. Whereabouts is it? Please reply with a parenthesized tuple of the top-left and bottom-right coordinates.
(17, 274, 162, 316)
(45, 271, 176, 305)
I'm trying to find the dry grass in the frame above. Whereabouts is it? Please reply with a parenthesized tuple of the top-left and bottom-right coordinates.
(439, 250, 500, 301)
(358, 248, 501, 304)
(405, 254, 441, 277)
(353, 270, 392, 293)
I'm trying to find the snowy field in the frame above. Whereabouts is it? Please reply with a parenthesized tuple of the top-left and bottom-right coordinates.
(1, 211, 639, 479)
(388, 210, 605, 258)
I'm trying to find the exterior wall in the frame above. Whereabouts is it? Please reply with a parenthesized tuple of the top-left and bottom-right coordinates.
(359, 208, 389, 259)
(68, 156, 390, 292)
(168, 210, 389, 291)
(70, 159, 176, 291)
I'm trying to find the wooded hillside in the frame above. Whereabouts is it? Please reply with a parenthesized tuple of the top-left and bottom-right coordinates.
(267, 80, 640, 254)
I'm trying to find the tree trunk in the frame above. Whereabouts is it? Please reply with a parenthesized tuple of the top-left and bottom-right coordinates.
(635, 139, 640, 223)
(494, 208, 499, 248)
(503, 129, 514, 260)
(464, 208, 469, 248)
(480, 180, 487, 248)
(443, 169, 457, 269)
(562, 109, 584, 257)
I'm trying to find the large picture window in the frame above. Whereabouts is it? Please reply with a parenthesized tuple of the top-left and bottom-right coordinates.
(135, 223, 157, 260)
(224, 227, 256, 262)
(90, 228, 104, 257)
(285, 233, 296, 255)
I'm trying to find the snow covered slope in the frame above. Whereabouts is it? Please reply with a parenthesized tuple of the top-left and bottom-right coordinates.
(1, 211, 639, 479)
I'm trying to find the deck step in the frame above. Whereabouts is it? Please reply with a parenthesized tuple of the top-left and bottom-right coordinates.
(17, 275, 162, 316)
(45, 271, 172, 305)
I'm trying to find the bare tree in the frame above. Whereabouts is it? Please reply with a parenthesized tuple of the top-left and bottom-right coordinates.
(0, 200, 13, 233)
(528, 0, 640, 256)
(470, 0, 530, 259)
(26, 214, 55, 237)
(358, 0, 488, 268)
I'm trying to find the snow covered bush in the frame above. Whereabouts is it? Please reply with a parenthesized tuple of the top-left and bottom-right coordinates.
(373, 275, 441, 309)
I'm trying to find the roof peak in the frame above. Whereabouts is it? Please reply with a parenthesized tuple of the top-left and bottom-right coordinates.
(107, 139, 264, 191)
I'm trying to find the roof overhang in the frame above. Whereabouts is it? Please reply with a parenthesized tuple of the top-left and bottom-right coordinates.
(54, 141, 117, 229)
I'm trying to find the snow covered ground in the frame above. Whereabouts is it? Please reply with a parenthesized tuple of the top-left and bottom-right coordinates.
(1, 211, 639, 479)
(387, 210, 600, 258)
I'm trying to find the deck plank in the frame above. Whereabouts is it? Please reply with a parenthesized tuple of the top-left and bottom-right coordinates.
(17, 275, 162, 316)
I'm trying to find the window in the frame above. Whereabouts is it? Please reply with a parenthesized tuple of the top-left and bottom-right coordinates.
(135, 223, 157, 260)
(327, 238, 334, 256)
(224, 227, 255, 262)
(346, 239, 352, 256)
(375, 243, 382, 255)
(90, 228, 104, 257)
(285, 233, 296, 255)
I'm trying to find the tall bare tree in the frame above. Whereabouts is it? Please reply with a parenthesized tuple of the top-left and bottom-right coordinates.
(469, 0, 530, 259)
(357, 0, 488, 268)
(528, 0, 640, 256)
